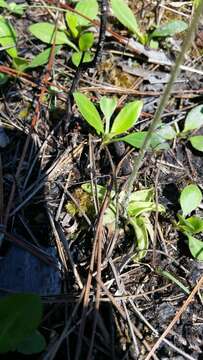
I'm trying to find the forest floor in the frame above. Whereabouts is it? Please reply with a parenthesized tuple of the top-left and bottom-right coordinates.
(0, 1, 203, 359)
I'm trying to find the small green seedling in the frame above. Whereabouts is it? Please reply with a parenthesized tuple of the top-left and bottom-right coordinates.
(177, 184, 203, 261)
(182, 104, 203, 152)
(73, 92, 175, 150)
(139, 104, 203, 153)
(110, 0, 188, 46)
(80, 183, 165, 261)
(0, 1, 26, 15)
(29, 0, 98, 67)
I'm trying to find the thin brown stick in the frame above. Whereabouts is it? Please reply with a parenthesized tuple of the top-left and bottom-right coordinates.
(144, 275, 203, 360)
(74, 187, 111, 360)
(98, 279, 159, 360)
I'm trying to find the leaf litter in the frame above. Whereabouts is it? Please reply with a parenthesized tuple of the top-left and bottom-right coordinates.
(0, 1, 202, 359)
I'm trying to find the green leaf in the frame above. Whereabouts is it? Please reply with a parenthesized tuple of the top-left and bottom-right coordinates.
(111, 0, 143, 40)
(187, 216, 203, 234)
(120, 131, 147, 148)
(82, 183, 115, 199)
(29, 45, 61, 68)
(0, 293, 43, 353)
(71, 51, 93, 67)
(75, 0, 98, 26)
(110, 100, 143, 137)
(129, 188, 154, 202)
(188, 235, 203, 261)
(0, 72, 8, 85)
(12, 57, 29, 71)
(7, 2, 26, 15)
(0, 16, 17, 57)
(130, 216, 149, 261)
(79, 32, 94, 51)
(155, 124, 176, 141)
(65, 11, 79, 38)
(103, 207, 116, 225)
(177, 214, 197, 234)
(177, 214, 203, 235)
(189, 135, 203, 152)
(120, 130, 170, 150)
(100, 96, 117, 134)
(157, 269, 190, 294)
(0, 0, 7, 7)
(73, 92, 104, 134)
(29, 23, 78, 50)
(17, 331, 46, 355)
(183, 105, 203, 132)
(127, 201, 164, 217)
(151, 20, 188, 38)
(180, 184, 202, 217)
(100, 96, 117, 122)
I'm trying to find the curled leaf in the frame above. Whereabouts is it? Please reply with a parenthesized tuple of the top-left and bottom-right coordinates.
(130, 216, 149, 261)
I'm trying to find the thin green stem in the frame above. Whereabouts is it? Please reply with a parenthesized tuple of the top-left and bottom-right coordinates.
(122, 0, 203, 205)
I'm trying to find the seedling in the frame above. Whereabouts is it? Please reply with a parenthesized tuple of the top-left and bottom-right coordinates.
(110, 0, 188, 46)
(181, 104, 203, 152)
(29, 0, 98, 67)
(0, 1, 26, 15)
(73, 92, 176, 150)
(176, 184, 203, 261)
(69, 184, 165, 261)
(134, 104, 203, 152)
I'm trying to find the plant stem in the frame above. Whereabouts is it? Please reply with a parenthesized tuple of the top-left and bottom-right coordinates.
(122, 0, 203, 206)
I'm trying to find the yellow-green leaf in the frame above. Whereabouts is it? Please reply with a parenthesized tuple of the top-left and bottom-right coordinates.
(75, 0, 98, 26)
(29, 23, 78, 50)
(73, 92, 104, 134)
(110, 100, 143, 136)
(188, 235, 203, 261)
(0, 16, 17, 57)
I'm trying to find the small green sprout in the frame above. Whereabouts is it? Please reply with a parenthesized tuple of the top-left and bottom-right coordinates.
(110, 0, 188, 46)
(176, 184, 203, 261)
(73, 92, 176, 150)
(82, 183, 165, 261)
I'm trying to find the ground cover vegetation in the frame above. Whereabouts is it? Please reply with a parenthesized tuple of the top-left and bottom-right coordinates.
(0, 0, 202, 359)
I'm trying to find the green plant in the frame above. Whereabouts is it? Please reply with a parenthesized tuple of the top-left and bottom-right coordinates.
(181, 104, 203, 152)
(28, 0, 98, 67)
(159, 104, 203, 152)
(110, 0, 188, 45)
(0, 293, 46, 354)
(0, 1, 26, 15)
(121, 0, 203, 208)
(176, 184, 203, 261)
(0, 15, 17, 58)
(73, 92, 175, 149)
(81, 183, 164, 261)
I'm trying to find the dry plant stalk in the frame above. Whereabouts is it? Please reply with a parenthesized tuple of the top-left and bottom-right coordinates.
(123, 0, 203, 206)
